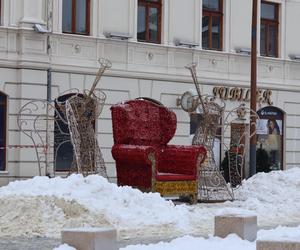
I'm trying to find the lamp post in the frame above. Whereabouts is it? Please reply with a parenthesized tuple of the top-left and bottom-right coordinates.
(250, 0, 258, 177)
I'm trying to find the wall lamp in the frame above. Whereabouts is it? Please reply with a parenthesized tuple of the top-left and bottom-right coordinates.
(174, 39, 199, 48)
(289, 54, 300, 61)
(235, 48, 251, 55)
(33, 24, 49, 34)
(104, 32, 132, 40)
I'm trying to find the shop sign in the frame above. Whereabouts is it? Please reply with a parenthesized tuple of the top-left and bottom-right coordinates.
(212, 87, 273, 105)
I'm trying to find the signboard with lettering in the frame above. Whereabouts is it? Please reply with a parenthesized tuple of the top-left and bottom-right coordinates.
(212, 87, 273, 105)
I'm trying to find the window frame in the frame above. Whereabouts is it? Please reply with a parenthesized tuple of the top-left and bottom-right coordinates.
(62, 0, 91, 36)
(137, 0, 162, 44)
(260, 1, 279, 58)
(0, 92, 7, 171)
(202, 0, 223, 51)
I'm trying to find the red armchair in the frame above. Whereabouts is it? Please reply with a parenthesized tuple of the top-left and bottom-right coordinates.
(111, 99, 206, 203)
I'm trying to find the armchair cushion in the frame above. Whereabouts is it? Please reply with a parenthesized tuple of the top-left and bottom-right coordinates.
(112, 144, 156, 164)
(157, 145, 207, 176)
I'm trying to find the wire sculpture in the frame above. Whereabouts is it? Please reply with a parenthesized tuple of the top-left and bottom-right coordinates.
(17, 59, 111, 178)
(222, 103, 260, 188)
(185, 62, 234, 202)
(59, 58, 111, 177)
(17, 100, 69, 177)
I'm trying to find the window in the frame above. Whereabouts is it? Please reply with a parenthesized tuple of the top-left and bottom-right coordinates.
(54, 94, 75, 171)
(260, 1, 279, 57)
(54, 93, 96, 172)
(202, 0, 223, 50)
(0, 92, 7, 171)
(137, 0, 162, 44)
(62, 0, 90, 35)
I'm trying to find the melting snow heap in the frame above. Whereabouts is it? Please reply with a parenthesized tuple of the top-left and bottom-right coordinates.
(0, 168, 300, 239)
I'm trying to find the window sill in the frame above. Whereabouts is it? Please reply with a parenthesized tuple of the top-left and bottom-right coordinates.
(0, 171, 9, 175)
(258, 55, 282, 61)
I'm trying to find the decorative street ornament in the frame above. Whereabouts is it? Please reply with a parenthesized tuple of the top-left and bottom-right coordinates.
(185, 62, 234, 202)
(63, 58, 111, 177)
(17, 58, 111, 178)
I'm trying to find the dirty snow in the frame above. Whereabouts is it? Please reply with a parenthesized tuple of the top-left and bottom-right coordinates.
(121, 225, 300, 250)
(0, 168, 299, 239)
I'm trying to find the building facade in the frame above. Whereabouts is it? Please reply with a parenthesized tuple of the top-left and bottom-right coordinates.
(0, 0, 300, 185)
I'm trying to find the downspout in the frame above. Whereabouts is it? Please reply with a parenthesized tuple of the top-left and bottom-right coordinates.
(46, 0, 53, 177)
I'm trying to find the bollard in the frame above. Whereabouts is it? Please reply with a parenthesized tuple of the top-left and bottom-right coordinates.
(62, 227, 118, 250)
(214, 214, 257, 241)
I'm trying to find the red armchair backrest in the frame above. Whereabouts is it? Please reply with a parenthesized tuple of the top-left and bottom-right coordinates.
(111, 99, 177, 146)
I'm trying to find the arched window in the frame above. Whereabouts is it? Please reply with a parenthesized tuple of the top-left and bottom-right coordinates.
(54, 93, 77, 171)
(0, 92, 7, 171)
(137, 0, 162, 44)
(54, 93, 96, 172)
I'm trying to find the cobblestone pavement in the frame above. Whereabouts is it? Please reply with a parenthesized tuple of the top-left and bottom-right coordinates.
(0, 236, 173, 250)
(0, 237, 60, 250)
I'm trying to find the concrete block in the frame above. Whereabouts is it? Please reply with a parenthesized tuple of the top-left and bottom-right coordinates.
(214, 214, 257, 241)
(62, 227, 118, 250)
(257, 240, 300, 250)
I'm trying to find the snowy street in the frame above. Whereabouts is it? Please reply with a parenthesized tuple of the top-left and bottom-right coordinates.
(0, 168, 299, 249)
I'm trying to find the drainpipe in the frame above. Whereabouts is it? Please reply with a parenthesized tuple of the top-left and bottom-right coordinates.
(45, 0, 53, 177)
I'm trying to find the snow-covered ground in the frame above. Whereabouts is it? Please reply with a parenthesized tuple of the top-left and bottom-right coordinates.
(0, 168, 299, 240)
(121, 225, 300, 250)
(54, 225, 300, 250)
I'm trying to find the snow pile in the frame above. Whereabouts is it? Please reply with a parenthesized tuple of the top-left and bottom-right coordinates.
(0, 174, 192, 238)
(0, 168, 300, 239)
(233, 168, 300, 227)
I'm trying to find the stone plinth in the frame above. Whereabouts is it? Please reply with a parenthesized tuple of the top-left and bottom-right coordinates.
(62, 227, 117, 250)
(257, 240, 300, 250)
(214, 214, 257, 241)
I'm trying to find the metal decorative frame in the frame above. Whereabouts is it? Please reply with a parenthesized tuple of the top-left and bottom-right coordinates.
(222, 103, 260, 188)
(17, 100, 69, 176)
(60, 58, 111, 177)
(17, 58, 111, 178)
(185, 62, 234, 202)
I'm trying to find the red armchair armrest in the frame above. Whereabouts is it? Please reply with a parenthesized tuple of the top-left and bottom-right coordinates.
(157, 145, 207, 175)
(112, 144, 156, 164)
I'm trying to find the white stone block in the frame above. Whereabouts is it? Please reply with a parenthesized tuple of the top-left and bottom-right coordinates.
(214, 214, 257, 241)
(257, 240, 300, 250)
(62, 227, 118, 250)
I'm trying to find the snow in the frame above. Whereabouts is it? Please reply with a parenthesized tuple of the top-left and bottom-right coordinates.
(259, 225, 300, 241)
(122, 225, 300, 250)
(0, 168, 300, 240)
(121, 234, 255, 250)
(53, 244, 76, 250)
